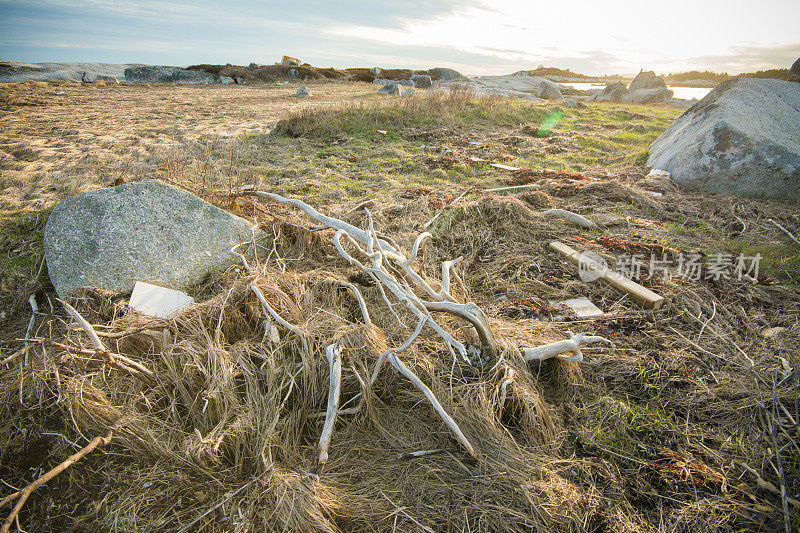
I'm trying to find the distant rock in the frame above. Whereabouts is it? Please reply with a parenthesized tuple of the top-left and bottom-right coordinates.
(248, 62, 258, 71)
(536, 79, 563, 100)
(565, 99, 586, 108)
(220, 75, 235, 84)
(373, 78, 390, 85)
(647, 78, 800, 202)
(594, 82, 630, 102)
(295, 86, 310, 97)
(43, 180, 259, 298)
(124, 66, 214, 84)
(370, 67, 382, 77)
(398, 79, 414, 87)
(378, 81, 401, 95)
(630, 87, 673, 104)
(411, 74, 432, 88)
(791, 58, 800, 76)
(428, 67, 468, 82)
(288, 68, 299, 79)
(629, 71, 667, 92)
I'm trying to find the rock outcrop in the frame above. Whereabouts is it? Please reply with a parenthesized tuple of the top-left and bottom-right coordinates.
(630, 87, 673, 104)
(647, 78, 800, 202)
(629, 70, 667, 92)
(44, 180, 259, 297)
(536, 79, 563, 100)
(123, 66, 214, 84)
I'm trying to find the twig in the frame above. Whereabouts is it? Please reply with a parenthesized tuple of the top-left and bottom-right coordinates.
(317, 345, 342, 470)
(0, 346, 34, 367)
(387, 448, 459, 463)
(423, 187, 471, 230)
(769, 218, 800, 246)
(1, 430, 113, 533)
(24, 296, 38, 363)
(38, 339, 155, 383)
(379, 491, 435, 533)
(770, 376, 792, 533)
(177, 478, 257, 532)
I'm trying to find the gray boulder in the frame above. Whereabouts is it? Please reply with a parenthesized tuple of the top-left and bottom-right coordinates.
(647, 78, 800, 202)
(44, 180, 259, 297)
(791, 58, 800, 76)
(378, 81, 401, 95)
(220, 75, 234, 84)
(595, 82, 630, 102)
(295, 86, 310, 97)
(373, 78, 390, 85)
(248, 62, 258, 71)
(629, 70, 667, 92)
(428, 67, 468, 82)
(630, 87, 673, 104)
(288, 68, 299, 79)
(124, 66, 214, 84)
(536, 79, 563, 100)
(411, 74, 432, 88)
(565, 98, 586, 108)
(369, 67, 382, 76)
(402, 87, 416, 97)
(398, 79, 414, 87)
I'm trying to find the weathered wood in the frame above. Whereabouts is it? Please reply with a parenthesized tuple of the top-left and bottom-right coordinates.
(549, 241, 664, 310)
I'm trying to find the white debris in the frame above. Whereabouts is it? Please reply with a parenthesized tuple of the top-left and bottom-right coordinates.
(129, 281, 194, 318)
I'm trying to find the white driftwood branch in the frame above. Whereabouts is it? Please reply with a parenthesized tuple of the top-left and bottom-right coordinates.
(249, 284, 311, 355)
(497, 366, 514, 413)
(317, 344, 342, 469)
(243, 189, 498, 360)
(542, 209, 595, 229)
(388, 353, 479, 462)
(60, 299, 104, 351)
(523, 332, 614, 363)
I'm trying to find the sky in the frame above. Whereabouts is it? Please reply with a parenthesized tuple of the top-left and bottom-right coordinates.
(1, 0, 798, 76)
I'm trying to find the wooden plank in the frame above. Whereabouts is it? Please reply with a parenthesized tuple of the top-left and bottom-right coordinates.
(549, 241, 664, 310)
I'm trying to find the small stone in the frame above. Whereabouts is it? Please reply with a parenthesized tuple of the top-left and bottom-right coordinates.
(295, 86, 310, 97)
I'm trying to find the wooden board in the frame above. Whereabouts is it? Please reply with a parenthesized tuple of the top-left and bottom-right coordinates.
(549, 241, 664, 310)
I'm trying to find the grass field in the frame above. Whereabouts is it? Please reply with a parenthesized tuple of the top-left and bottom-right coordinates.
(1, 80, 798, 532)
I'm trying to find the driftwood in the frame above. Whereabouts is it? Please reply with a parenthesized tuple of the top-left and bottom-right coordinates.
(317, 344, 343, 470)
(239, 190, 484, 461)
(542, 209, 595, 229)
(523, 332, 614, 363)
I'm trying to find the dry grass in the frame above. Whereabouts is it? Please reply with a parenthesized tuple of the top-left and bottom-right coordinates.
(1, 81, 799, 532)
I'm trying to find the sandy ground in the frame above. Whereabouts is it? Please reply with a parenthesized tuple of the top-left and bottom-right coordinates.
(0, 81, 372, 211)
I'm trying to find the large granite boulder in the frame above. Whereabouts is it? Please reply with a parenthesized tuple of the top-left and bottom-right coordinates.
(595, 82, 630, 102)
(411, 74, 432, 88)
(124, 66, 214, 84)
(630, 87, 673, 104)
(536, 79, 563, 100)
(378, 81, 401, 95)
(44, 180, 259, 297)
(629, 70, 667, 92)
(647, 78, 800, 202)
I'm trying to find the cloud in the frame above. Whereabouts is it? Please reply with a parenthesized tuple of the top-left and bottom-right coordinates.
(685, 42, 800, 74)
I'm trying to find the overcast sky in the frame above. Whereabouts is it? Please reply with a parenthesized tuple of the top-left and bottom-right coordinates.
(1, 0, 798, 76)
